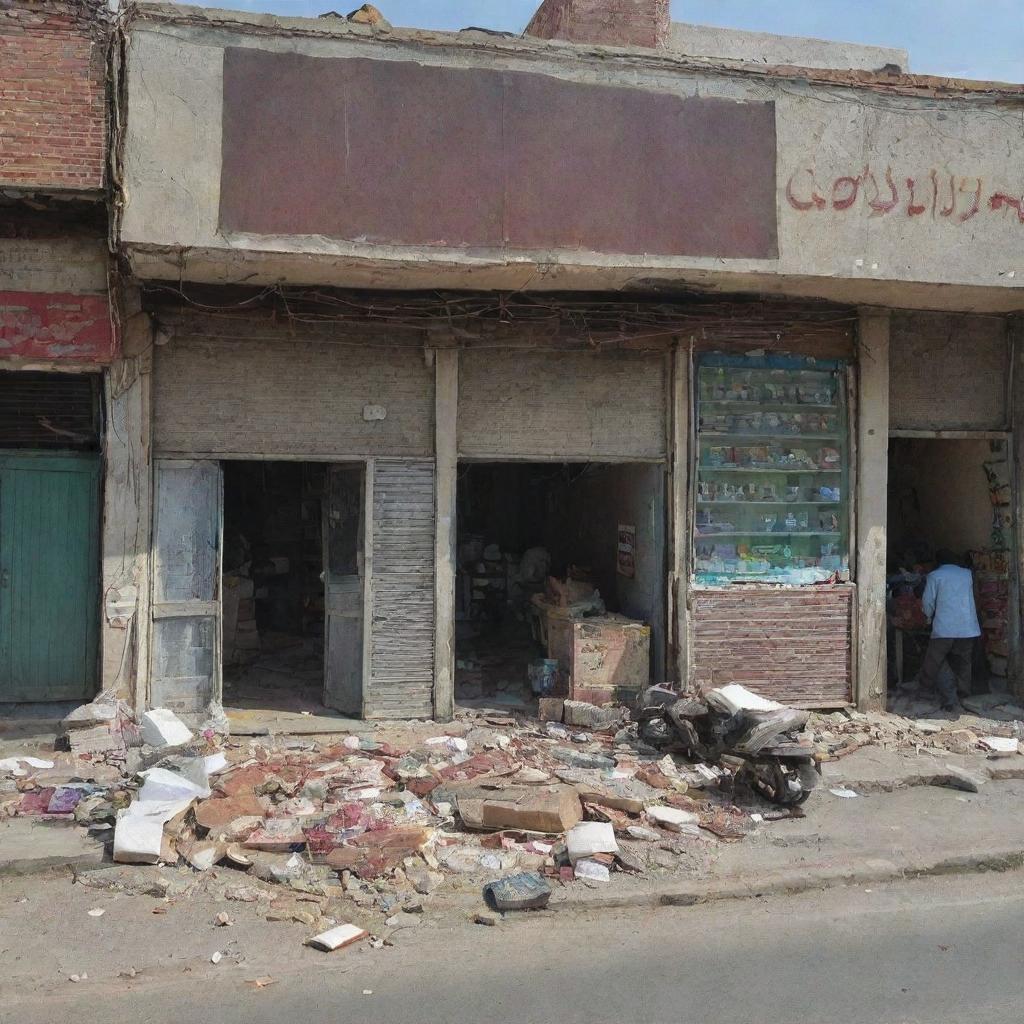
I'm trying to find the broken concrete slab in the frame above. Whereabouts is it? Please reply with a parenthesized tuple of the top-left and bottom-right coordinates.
(445, 781, 583, 834)
(553, 767, 660, 814)
(562, 701, 626, 732)
(943, 764, 989, 793)
(195, 792, 266, 830)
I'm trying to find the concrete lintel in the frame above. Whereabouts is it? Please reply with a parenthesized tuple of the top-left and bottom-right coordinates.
(125, 246, 1024, 316)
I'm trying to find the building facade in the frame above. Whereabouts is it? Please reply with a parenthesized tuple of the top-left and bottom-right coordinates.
(2, 0, 1021, 722)
(0, 0, 118, 705)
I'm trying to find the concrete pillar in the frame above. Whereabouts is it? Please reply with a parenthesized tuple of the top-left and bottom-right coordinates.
(100, 314, 153, 711)
(671, 341, 691, 689)
(1010, 317, 1024, 697)
(433, 347, 458, 721)
(855, 309, 890, 711)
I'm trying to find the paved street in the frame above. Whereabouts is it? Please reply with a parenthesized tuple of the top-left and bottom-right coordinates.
(3, 871, 1021, 1024)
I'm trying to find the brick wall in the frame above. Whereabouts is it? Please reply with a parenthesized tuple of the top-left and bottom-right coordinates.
(0, 0, 108, 192)
(691, 586, 854, 707)
(525, 0, 670, 49)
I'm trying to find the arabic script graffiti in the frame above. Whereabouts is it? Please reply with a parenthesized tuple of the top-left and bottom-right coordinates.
(785, 166, 1024, 224)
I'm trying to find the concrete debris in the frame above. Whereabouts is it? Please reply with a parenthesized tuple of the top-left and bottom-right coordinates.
(573, 858, 611, 883)
(346, 3, 389, 27)
(483, 872, 551, 911)
(646, 805, 700, 832)
(11, 688, 1022, 947)
(809, 705, 1024, 759)
(980, 736, 1019, 756)
(566, 821, 618, 863)
(562, 701, 627, 732)
(943, 765, 988, 793)
(139, 709, 194, 749)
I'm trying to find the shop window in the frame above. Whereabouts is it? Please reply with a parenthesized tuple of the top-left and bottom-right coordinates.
(693, 353, 850, 586)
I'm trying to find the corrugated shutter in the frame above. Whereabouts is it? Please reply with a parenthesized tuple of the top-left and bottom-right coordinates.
(691, 587, 853, 707)
(153, 337, 433, 458)
(458, 350, 667, 461)
(0, 372, 100, 450)
(890, 313, 1009, 432)
(365, 458, 435, 719)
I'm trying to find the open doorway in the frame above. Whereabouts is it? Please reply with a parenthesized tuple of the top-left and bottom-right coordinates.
(887, 437, 1013, 697)
(455, 462, 666, 708)
(221, 461, 327, 712)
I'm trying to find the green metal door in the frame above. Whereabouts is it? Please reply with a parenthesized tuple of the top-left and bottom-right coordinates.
(0, 452, 100, 701)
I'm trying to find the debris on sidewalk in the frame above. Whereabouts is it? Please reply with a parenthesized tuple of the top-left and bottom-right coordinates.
(943, 765, 988, 793)
(483, 872, 552, 911)
(139, 709, 194, 749)
(980, 736, 1019, 756)
(7, 684, 1023, 949)
(306, 923, 369, 951)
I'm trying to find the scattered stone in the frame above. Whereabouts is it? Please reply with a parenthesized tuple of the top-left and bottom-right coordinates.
(537, 698, 564, 722)
(562, 701, 626, 732)
(475, 911, 500, 926)
(625, 825, 661, 842)
(646, 806, 700, 832)
(550, 748, 615, 771)
(406, 864, 444, 895)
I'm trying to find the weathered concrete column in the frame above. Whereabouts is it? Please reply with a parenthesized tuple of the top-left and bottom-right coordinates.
(855, 309, 890, 711)
(433, 347, 458, 721)
(1010, 317, 1024, 697)
(671, 341, 691, 689)
(100, 312, 154, 711)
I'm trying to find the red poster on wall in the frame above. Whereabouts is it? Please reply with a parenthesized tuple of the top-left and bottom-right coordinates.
(617, 524, 636, 579)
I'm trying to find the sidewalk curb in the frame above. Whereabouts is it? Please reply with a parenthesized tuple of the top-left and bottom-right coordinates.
(548, 847, 1024, 914)
(0, 849, 107, 878)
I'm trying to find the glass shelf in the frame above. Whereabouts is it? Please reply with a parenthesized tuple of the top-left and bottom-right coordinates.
(697, 500, 840, 506)
(701, 433, 843, 442)
(698, 466, 842, 474)
(700, 401, 837, 412)
(696, 531, 841, 538)
(694, 353, 850, 587)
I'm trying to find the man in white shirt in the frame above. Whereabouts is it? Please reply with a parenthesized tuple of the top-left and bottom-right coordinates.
(920, 551, 981, 711)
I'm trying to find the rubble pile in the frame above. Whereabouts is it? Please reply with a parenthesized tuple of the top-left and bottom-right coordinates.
(0, 697, 778, 943)
(6, 687, 1023, 950)
(808, 696, 1024, 760)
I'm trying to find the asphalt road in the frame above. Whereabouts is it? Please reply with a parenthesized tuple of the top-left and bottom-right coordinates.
(4, 871, 1021, 1024)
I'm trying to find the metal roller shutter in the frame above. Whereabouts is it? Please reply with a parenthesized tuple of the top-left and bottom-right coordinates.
(365, 458, 435, 719)
(890, 313, 1009, 432)
(457, 349, 667, 461)
(153, 336, 433, 458)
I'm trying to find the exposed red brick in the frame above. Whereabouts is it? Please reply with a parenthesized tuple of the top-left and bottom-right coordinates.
(525, 0, 670, 49)
(691, 587, 854, 708)
(0, 1, 109, 192)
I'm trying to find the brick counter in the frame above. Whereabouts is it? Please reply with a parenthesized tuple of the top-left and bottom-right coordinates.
(691, 585, 854, 707)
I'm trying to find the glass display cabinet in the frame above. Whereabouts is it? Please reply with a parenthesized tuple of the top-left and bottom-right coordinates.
(693, 353, 850, 586)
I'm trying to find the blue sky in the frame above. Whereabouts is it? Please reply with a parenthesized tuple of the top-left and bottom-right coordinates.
(198, 0, 1024, 82)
